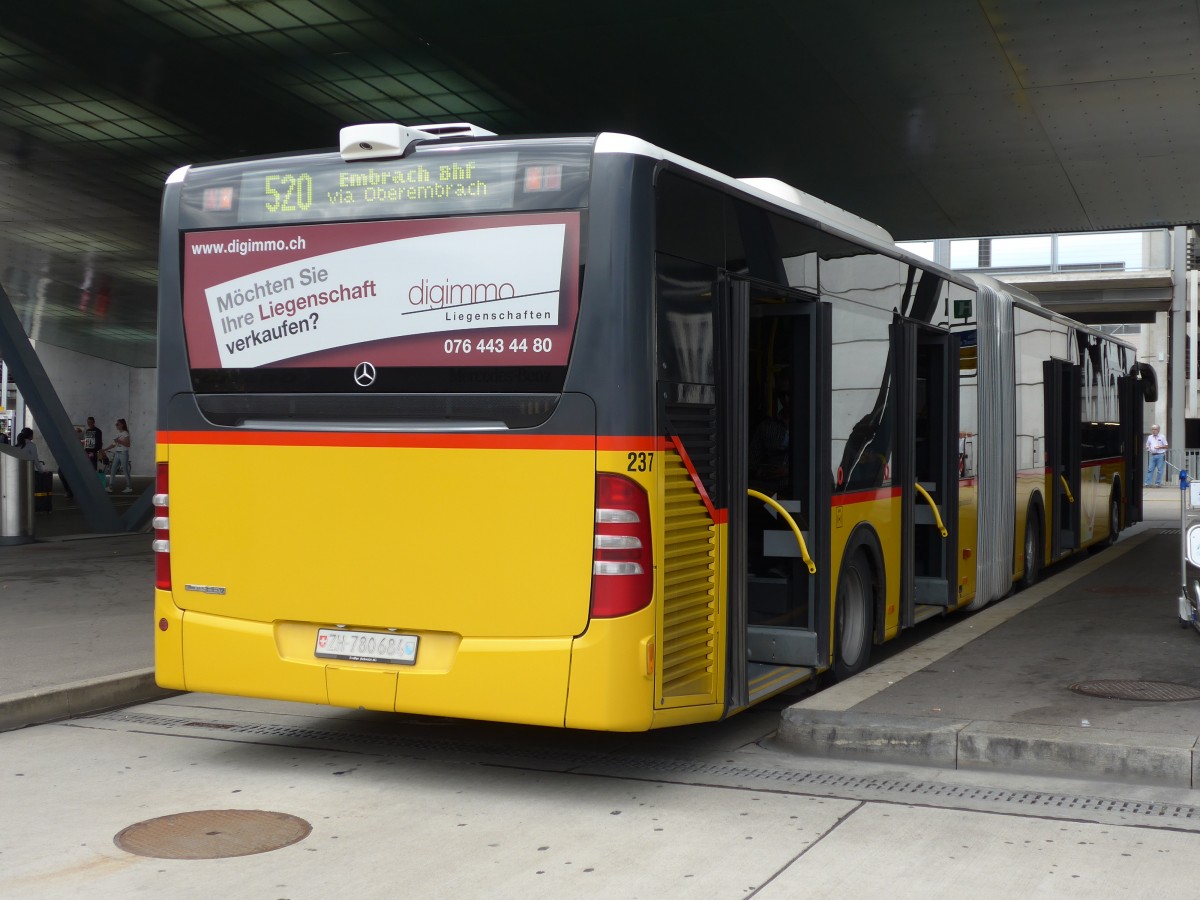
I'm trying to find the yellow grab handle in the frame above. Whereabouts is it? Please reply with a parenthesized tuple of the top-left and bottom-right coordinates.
(747, 489, 817, 574)
(1059, 474, 1075, 503)
(913, 483, 948, 537)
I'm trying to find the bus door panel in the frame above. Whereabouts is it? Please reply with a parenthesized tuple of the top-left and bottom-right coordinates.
(720, 277, 750, 707)
(1044, 359, 1082, 556)
(1118, 373, 1142, 524)
(724, 277, 830, 686)
(896, 319, 960, 621)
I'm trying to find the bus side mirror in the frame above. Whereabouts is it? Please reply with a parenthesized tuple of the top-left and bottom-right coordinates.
(1137, 362, 1159, 402)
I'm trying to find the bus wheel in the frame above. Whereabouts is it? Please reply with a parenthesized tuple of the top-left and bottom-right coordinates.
(1091, 491, 1121, 553)
(833, 550, 874, 680)
(1020, 513, 1041, 588)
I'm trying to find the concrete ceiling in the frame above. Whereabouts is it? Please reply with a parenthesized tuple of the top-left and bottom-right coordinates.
(3, 0, 1200, 367)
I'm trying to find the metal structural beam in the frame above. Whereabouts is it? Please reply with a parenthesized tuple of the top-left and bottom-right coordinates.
(0, 281, 122, 533)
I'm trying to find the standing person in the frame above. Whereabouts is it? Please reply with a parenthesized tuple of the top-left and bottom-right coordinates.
(82, 416, 103, 470)
(14, 427, 43, 471)
(103, 418, 132, 493)
(16, 427, 51, 512)
(1145, 424, 1168, 487)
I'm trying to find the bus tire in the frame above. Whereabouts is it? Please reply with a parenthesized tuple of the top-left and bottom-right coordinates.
(833, 549, 875, 680)
(1090, 489, 1121, 553)
(1020, 507, 1042, 588)
(1106, 489, 1121, 547)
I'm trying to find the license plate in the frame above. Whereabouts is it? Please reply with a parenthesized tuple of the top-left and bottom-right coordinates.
(314, 628, 418, 665)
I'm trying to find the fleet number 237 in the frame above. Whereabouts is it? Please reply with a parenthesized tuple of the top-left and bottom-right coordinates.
(626, 452, 653, 472)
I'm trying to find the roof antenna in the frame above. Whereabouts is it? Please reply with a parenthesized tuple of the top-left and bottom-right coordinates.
(340, 122, 496, 160)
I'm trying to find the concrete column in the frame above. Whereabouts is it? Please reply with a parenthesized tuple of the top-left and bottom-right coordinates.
(1190, 269, 1198, 420)
(1171, 226, 1187, 455)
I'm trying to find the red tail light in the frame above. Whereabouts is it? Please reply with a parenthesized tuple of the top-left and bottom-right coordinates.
(591, 473, 653, 618)
(151, 463, 170, 590)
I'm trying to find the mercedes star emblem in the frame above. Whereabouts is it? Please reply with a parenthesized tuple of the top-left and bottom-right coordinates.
(353, 361, 377, 387)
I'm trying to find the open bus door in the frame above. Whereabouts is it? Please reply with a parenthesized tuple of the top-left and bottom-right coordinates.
(1045, 359, 1083, 557)
(722, 277, 831, 710)
(1119, 371, 1143, 525)
(895, 319, 960, 622)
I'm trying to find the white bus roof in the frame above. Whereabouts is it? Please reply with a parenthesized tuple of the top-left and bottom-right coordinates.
(594, 133, 895, 249)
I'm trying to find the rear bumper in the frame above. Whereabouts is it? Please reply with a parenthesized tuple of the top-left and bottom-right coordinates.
(155, 594, 574, 727)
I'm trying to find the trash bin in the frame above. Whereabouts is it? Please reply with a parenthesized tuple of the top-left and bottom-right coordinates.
(0, 444, 34, 545)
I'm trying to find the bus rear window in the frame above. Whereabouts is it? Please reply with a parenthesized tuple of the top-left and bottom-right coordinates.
(181, 212, 581, 394)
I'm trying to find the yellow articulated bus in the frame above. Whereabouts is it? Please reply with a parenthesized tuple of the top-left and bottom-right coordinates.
(153, 123, 1147, 730)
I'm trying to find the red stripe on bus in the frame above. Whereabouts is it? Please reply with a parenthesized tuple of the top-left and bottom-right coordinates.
(668, 436, 722, 523)
(831, 487, 902, 506)
(597, 436, 662, 451)
(157, 430, 596, 451)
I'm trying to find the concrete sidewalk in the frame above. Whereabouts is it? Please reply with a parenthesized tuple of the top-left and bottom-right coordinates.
(776, 489, 1200, 787)
(0, 531, 165, 731)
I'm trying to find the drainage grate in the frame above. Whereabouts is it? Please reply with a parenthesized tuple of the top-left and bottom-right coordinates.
(1069, 680, 1200, 702)
(87, 711, 1200, 824)
(600, 757, 1200, 821)
(1085, 586, 1162, 596)
(114, 809, 311, 859)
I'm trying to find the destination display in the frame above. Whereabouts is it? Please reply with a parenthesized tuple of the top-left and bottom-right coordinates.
(182, 212, 580, 370)
(234, 152, 520, 224)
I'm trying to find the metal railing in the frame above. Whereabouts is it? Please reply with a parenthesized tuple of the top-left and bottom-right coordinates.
(1175, 450, 1200, 486)
(1153, 449, 1200, 488)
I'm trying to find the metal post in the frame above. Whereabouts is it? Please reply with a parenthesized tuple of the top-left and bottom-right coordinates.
(0, 445, 34, 544)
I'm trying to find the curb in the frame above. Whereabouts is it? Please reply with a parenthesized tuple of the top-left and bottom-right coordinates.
(775, 708, 1200, 788)
(0, 668, 177, 732)
(770, 528, 1200, 789)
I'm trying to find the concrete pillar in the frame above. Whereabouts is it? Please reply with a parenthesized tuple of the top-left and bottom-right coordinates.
(1190, 269, 1198, 421)
(1172, 226, 1187, 456)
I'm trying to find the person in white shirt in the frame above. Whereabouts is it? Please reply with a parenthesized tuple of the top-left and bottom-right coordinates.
(103, 418, 132, 493)
(14, 427, 43, 472)
(1145, 424, 1168, 487)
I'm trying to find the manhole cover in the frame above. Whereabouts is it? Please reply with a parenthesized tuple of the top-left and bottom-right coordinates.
(1069, 680, 1200, 702)
(114, 809, 311, 859)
